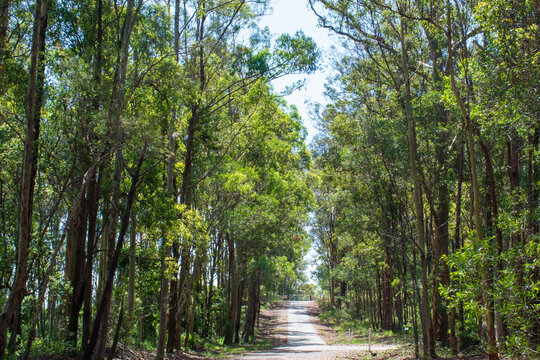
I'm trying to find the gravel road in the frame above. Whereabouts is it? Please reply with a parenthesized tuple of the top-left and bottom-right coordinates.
(236, 301, 398, 360)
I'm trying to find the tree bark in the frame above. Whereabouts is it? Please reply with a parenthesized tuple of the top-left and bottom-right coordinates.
(381, 260, 392, 330)
(167, 248, 180, 351)
(234, 276, 244, 344)
(163, 0, 181, 350)
(0, 0, 9, 80)
(156, 235, 170, 360)
(83, 146, 146, 360)
(107, 297, 124, 360)
(478, 137, 506, 342)
(400, 13, 434, 359)
(87, 1, 139, 356)
(83, 0, 103, 347)
(243, 269, 260, 342)
(67, 187, 88, 348)
(0, 0, 49, 356)
(450, 145, 464, 355)
(446, 3, 497, 357)
(83, 170, 100, 348)
(127, 212, 137, 334)
(224, 232, 237, 345)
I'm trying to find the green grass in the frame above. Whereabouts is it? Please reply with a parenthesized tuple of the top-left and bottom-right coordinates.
(318, 308, 413, 345)
(195, 335, 276, 359)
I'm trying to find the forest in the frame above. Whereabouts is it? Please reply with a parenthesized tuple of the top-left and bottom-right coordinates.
(0, 0, 538, 359)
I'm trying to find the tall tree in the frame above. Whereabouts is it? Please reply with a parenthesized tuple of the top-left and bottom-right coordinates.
(0, 0, 50, 356)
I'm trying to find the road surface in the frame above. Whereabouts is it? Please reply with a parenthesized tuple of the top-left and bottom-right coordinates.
(237, 301, 398, 359)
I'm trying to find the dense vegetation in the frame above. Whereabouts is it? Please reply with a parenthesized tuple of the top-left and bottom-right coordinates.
(0, 0, 538, 360)
(0, 0, 318, 358)
(309, 0, 539, 359)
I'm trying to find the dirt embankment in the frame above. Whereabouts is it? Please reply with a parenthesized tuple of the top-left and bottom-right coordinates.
(256, 301, 288, 347)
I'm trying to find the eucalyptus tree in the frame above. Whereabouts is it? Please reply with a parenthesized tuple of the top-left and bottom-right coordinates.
(309, 0, 539, 358)
(308, 0, 439, 355)
(0, 0, 50, 356)
(155, 0, 318, 349)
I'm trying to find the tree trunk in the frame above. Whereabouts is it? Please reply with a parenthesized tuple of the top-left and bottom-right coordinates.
(0, 0, 49, 356)
(167, 247, 180, 352)
(224, 232, 237, 345)
(243, 269, 260, 342)
(127, 213, 137, 335)
(0, 0, 9, 80)
(446, 3, 497, 357)
(433, 168, 450, 347)
(107, 297, 124, 360)
(156, 235, 170, 360)
(87, 1, 139, 356)
(234, 276, 244, 344)
(450, 145, 464, 355)
(84, 4, 103, 344)
(328, 213, 336, 308)
(83, 170, 99, 348)
(83, 147, 146, 360)
(163, 0, 181, 350)
(527, 127, 539, 235)
(381, 263, 392, 330)
(67, 188, 88, 348)
(400, 14, 433, 358)
(478, 138, 506, 342)
(183, 293, 191, 349)
(527, 126, 539, 345)
(22, 161, 96, 359)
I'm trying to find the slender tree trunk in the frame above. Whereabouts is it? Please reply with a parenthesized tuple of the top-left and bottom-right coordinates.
(446, 3, 497, 357)
(234, 276, 244, 344)
(508, 128, 521, 248)
(89, 1, 139, 356)
(97, 198, 109, 304)
(183, 293, 191, 349)
(527, 127, 539, 235)
(127, 213, 137, 335)
(169, 6, 204, 346)
(207, 232, 223, 312)
(328, 215, 336, 308)
(83, 3, 103, 345)
(156, 234, 170, 360)
(412, 248, 420, 359)
(167, 248, 180, 351)
(381, 211, 393, 330)
(83, 170, 99, 348)
(0, 0, 49, 356)
(376, 266, 382, 328)
(163, 0, 181, 350)
(400, 14, 433, 358)
(224, 232, 237, 345)
(0, 0, 9, 80)
(450, 145, 464, 355)
(67, 188, 88, 348)
(478, 138, 506, 343)
(433, 169, 450, 347)
(23, 162, 97, 359)
(107, 297, 124, 360)
(83, 146, 146, 360)
(527, 126, 539, 345)
(243, 269, 260, 342)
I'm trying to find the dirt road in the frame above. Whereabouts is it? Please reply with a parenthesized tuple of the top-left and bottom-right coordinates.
(236, 301, 398, 360)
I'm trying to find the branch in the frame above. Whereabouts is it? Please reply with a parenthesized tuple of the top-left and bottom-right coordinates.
(309, 0, 397, 54)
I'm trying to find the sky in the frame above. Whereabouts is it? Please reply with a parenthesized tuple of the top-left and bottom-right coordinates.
(258, 0, 341, 144)
(258, 0, 343, 285)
